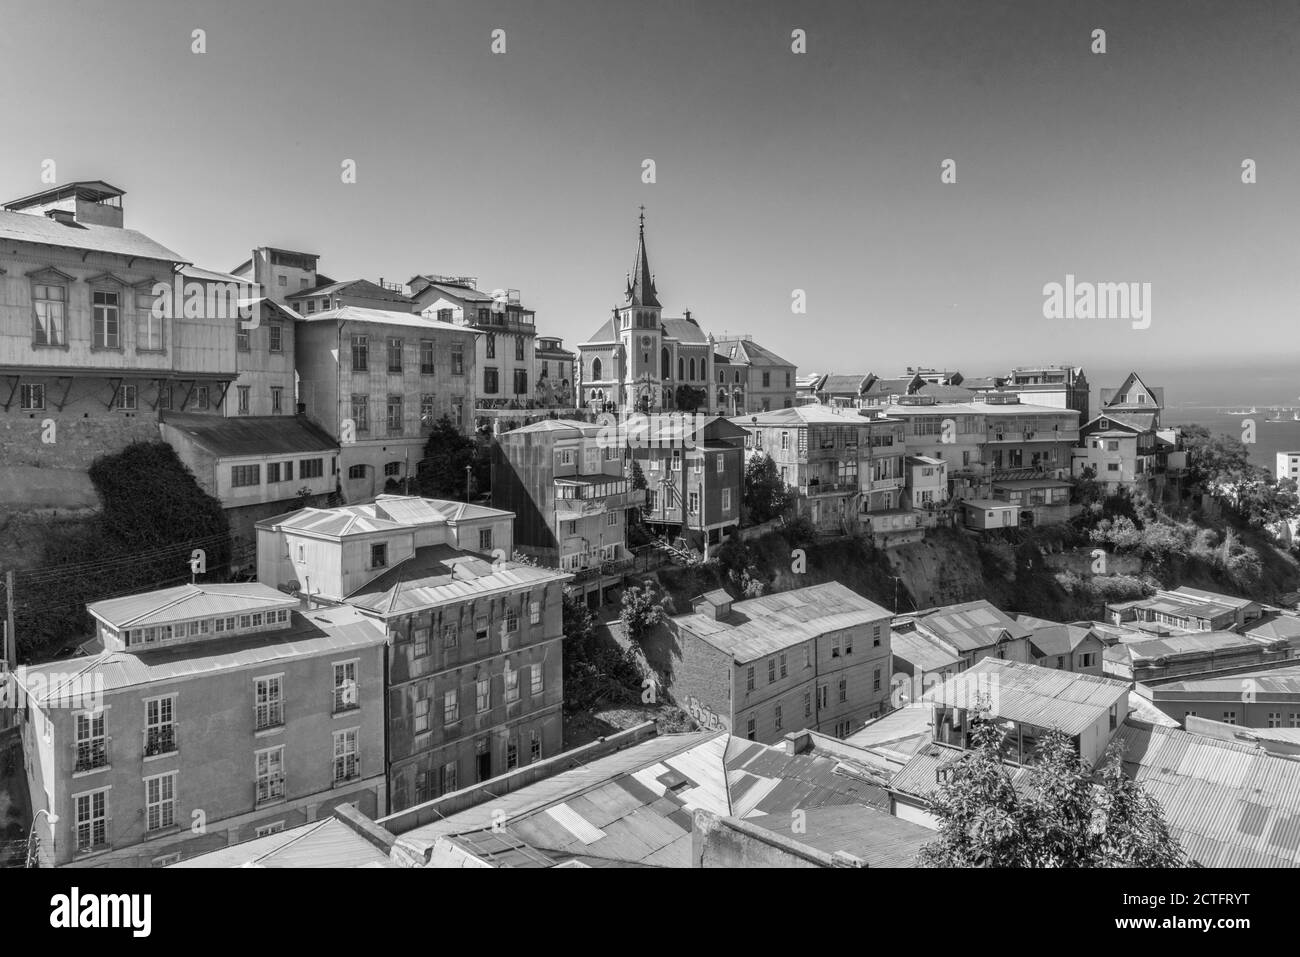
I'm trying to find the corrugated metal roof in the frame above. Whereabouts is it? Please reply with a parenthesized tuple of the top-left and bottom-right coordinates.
(1154, 664, 1300, 696)
(1118, 722, 1300, 867)
(299, 304, 471, 333)
(744, 805, 929, 867)
(890, 741, 1036, 800)
(170, 818, 393, 868)
(1120, 631, 1276, 661)
(890, 628, 962, 673)
(909, 600, 1032, 653)
(88, 582, 299, 628)
(922, 659, 1128, 736)
(159, 413, 337, 457)
(0, 208, 187, 264)
(674, 582, 891, 662)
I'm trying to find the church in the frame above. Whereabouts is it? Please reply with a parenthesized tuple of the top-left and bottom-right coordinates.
(577, 212, 763, 417)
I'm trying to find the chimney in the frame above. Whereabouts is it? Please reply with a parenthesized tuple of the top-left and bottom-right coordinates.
(45, 208, 76, 225)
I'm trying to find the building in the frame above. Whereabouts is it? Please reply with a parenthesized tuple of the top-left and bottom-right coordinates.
(1000, 365, 1089, 421)
(286, 278, 413, 317)
(491, 418, 643, 605)
(668, 582, 894, 743)
(894, 600, 1034, 670)
(1139, 665, 1300, 728)
(922, 658, 1130, 767)
(733, 405, 911, 545)
(255, 496, 569, 813)
(1117, 720, 1300, 866)
(294, 305, 478, 501)
(17, 583, 387, 867)
(905, 455, 948, 509)
(0, 181, 233, 485)
(1072, 371, 1185, 489)
(632, 416, 746, 556)
(1278, 450, 1300, 483)
(576, 213, 789, 417)
(1016, 615, 1106, 675)
(1103, 631, 1291, 683)
(1104, 586, 1265, 634)
(534, 336, 576, 410)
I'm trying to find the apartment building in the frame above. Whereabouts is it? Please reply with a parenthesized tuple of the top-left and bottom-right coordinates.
(534, 336, 576, 410)
(733, 405, 911, 545)
(1141, 665, 1300, 728)
(1015, 615, 1106, 675)
(714, 337, 796, 414)
(0, 181, 231, 478)
(17, 582, 386, 867)
(1105, 586, 1264, 635)
(669, 583, 894, 743)
(1278, 450, 1300, 483)
(491, 418, 644, 605)
(1073, 371, 1185, 490)
(294, 305, 478, 501)
(255, 495, 566, 813)
(999, 365, 1089, 421)
(1103, 631, 1291, 683)
(631, 416, 747, 556)
(891, 600, 1034, 672)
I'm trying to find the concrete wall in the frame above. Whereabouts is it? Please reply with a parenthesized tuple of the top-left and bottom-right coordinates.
(691, 809, 863, 868)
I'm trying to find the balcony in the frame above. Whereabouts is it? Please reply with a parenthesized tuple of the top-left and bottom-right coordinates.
(799, 481, 858, 496)
(143, 726, 177, 758)
(74, 740, 109, 774)
(985, 428, 1079, 444)
(256, 774, 287, 806)
(568, 557, 634, 583)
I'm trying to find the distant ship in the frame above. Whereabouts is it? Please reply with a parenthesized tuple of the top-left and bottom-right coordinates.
(1226, 406, 1256, 415)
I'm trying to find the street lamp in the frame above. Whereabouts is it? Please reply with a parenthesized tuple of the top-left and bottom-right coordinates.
(26, 809, 58, 868)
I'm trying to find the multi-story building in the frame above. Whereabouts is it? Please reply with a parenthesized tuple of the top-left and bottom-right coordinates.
(1140, 665, 1300, 729)
(577, 213, 787, 417)
(1278, 450, 1300, 483)
(669, 583, 894, 742)
(407, 275, 536, 423)
(734, 405, 911, 545)
(631, 416, 747, 556)
(1072, 371, 1185, 490)
(286, 278, 413, 317)
(534, 336, 576, 410)
(255, 495, 568, 813)
(1104, 586, 1264, 635)
(1015, 615, 1106, 675)
(295, 305, 478, 501)
(891, 600, 1035, 672)
(1000, 365, 1089, 421)
(491, 419, 643, 605)
(17, 582, 387, 867)
(1103, 631, 1291, 683)
(0, 181, 234, 482)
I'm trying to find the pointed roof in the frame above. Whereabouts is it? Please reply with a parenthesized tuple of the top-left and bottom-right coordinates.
(625, 211, 660, 308)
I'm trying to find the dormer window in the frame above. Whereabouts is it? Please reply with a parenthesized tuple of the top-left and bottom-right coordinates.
(370, 543, 388, 568)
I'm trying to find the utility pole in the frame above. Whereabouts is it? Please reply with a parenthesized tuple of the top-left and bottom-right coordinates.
(4, 570, 14, 667)
(889, 575, 903, 615)
(465, 464, 472, 502)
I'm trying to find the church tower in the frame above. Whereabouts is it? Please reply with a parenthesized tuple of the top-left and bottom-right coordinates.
(618, 209, 664, 412)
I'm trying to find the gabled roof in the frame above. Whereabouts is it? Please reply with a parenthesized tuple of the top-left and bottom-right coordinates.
(819, 373, 872, 395)
(908, 599, 1032, 652)
(580, 314, 621, 346)
(160, 413, 337, 457)
(1100, 371, 1164, 411)
(299, 304, 468, 333)
(715, 338, 795, 369)
(922, 659, 1129, 736)
(88, 582, 298, 629)
(890, 740, 1035, 801)
(286, 278, 412, 304)
(3, 180, 125, 209)
(660, 316, 708, 343)
(0, 208, 187, 264)
(1016, 616, 1100, 656)
(170, 816, 395, 868)
(862, 375, 923, 397)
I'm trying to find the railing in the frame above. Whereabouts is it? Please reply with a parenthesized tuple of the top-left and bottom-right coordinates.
(74, 740, 109, 773)
(332, 684, 361, 714)
(256, 774, 287, 805)
(799, 481, 858, 495)
(143, 726, 177, 758)
(333, 759, 361, 786)
(568, 557, 634, 583)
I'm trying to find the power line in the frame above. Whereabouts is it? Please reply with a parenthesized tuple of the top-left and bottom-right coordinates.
(13, 534, 233, 583)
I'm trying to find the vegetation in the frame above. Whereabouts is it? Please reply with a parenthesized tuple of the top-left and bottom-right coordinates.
(673, 385, 707, 413)
(742, 452, 791, 524)
(619, 581, 674, 645)
(919, 709, 1191, 868)
(561, 589, 642, 713)
(415, 416, 490, 499)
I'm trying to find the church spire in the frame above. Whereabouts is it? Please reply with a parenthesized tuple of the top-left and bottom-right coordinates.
(625, 205, 660, 308)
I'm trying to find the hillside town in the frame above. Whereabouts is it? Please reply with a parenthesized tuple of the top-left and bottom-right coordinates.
(1, 179, 1298, 872)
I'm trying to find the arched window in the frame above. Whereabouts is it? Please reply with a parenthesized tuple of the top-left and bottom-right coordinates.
(678, 357, 684, 380)
(592, 358, 602, 381)
(718, 389, 726, 407)
(689, 358, 696, 380)
(661, 347, 670, 379)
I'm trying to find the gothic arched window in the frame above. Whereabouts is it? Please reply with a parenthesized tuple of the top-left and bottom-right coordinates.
(661, 347, 670, 379)
(689, 358, 696, 380)
(678, 357, 685, 380)
(592, 358, 602, 381)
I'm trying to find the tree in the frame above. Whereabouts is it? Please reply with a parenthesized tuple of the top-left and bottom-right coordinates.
(619, 581, 674, 645)
(919, 709, 1191, 868)
(1182, 424, 1255, 501)
(562, 588, 641, 712)
(743, 452, 791, 524)
(415, 415, 480, 499)
(674, 384, 707, 413)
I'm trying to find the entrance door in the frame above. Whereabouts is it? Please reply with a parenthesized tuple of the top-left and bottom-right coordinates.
(476, 740, 491, 782)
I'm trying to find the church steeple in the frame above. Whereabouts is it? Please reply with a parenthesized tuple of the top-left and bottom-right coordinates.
(625, 206, 660, 308)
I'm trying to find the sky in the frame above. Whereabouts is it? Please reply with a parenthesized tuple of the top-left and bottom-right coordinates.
(4, 0, 1299, 379)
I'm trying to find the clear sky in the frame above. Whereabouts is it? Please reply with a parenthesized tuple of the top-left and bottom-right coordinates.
(4, 0, 1298, 376)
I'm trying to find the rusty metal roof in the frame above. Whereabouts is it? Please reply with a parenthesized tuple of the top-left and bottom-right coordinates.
(922, 659, 1128, 736)
(1118, 721, 1300, 867)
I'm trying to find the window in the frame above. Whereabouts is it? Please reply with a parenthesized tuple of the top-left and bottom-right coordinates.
(1268, 712, 1283, 728)
(530, 730, 542, 763)
(607, 510, 619, 527)
(419, 393, 436, 432)
(267, 462, 282, 484)
(479, 528, 493, 551)
(451, 345, 464, 375)
(513, 369, 528, 395)
(838, 677, 847, 702)
(194, 385, 208, 410)
(1222, 711, 1237, 725)
(831, 636, 841, 658)
(19, 383, 44, 411)
(475, 616, 489, 641)
(348, 464, 365, 480)
(1291, 713, 1300, 728)
(762, 371, 771, 387)
(74, 789, 108, 852)
(817, 684, 828, 709)
(255, 747, 285, 804)
(255, 676, 284, 730)
(386, 395, 403, 433)
(746, 666, 755, 691)
(75, 712, 108, 772)
(92, 290, 120, 348)
(716, 456, 725, 474)
(269, 324, 282, 352)
(237, 385, 250, 414)
(804, 691, 812, 717)
(530, 600, 540, 625)
(531, 663, 544, 696)
(645, 488, 658, 511)
(413, 627, 430, 658)
(504, 608, 518, 634)
(779, 653, 787, 678)
(443, 624, 459, 647)
(780, 432, 790, 450)
(300, 458, 324, 479)
(774, 705, 783, 732)
(483, 367, 499, 395)
(237, 327, 250, 352)
(255, 822, 286, 838)
(271, 386, 283, 414)
(746, 716, 756, 741)
(420, 339, 435, 373)
(145, 772, 177, 831)
(506, 738, 519, 770)
(845, 633, 853, 655)
(333, 729, 359, 782)
(873, 668, 881, 692)
(768, 658, 776, 684)
(443, 689, 459, 724)
(872, 624, 882, 647)
(1079, 652, 1096, 668)
(515, 337, 524, 361)
(351, 335, 369, 371)
(476, 677, 490, 713)
(33, 282, 67, 345)
(145, 697, 176, 756)
(688, 491, 699, 514)
(387, 337, 403, 372)
(805, 646, 812, 669)
(333, 661, 359, 712)
(231, 464, 260, 487)
(505, 664, 520, 703)
(369, 543, 388, 569)
(485, 334, 496, 359)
